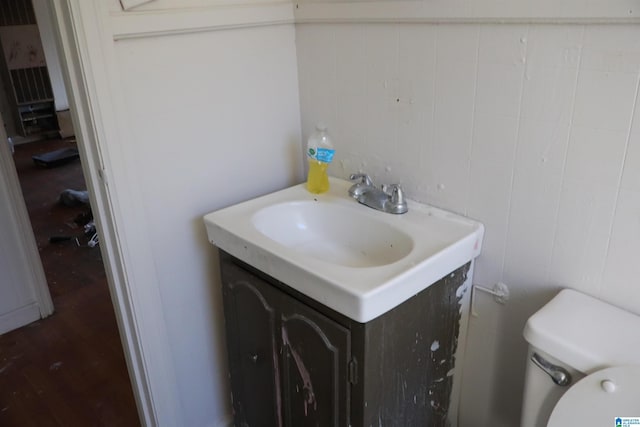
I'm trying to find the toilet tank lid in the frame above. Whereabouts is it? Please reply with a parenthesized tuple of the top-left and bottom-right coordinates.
(523, 289, 640, 373)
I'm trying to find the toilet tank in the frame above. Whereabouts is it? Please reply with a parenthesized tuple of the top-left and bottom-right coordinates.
(520, 289, 640, 427)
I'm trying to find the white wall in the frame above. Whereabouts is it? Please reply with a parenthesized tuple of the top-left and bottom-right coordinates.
(296, 22, 640, 426)
(110, 24, 302, 426)
(58, 1, 639, 425)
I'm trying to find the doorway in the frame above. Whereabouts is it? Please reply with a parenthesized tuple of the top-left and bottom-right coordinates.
(0, 138, 140, 426)
(0, 1, 140, 425)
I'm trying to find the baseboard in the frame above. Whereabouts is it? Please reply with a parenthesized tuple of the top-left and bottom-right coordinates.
(0, 302, 40, 335)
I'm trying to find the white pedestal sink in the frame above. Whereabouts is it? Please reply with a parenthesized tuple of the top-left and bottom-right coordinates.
(204, 177, 484, 322)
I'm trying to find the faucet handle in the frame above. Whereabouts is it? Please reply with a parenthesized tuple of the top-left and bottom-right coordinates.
(349, 173, 373, 186)
(349, 173, 374, 199)
(386, 184, 408, 214)
(385, 184, 404, 203)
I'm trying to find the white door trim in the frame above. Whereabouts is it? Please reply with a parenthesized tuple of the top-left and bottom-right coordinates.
(50, 1, 183, 426)
(0, 114, 53, 320)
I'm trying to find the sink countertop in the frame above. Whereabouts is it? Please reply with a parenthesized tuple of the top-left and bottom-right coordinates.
(203, 177, 484, 323)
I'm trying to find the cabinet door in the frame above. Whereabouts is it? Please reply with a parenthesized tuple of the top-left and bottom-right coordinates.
(279, 292, 351, 427)
(222, 262, 283, 427)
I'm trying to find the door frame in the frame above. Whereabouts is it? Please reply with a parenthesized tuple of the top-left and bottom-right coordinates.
(43, 1, 183, 426)
(0, 2, 174, 425)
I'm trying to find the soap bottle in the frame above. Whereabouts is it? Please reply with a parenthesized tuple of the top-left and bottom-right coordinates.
(306, 124, 335, 194)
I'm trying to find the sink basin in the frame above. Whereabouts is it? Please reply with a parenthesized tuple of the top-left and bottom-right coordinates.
(204, 178, 484, 322)
(252, 201, 413, 268)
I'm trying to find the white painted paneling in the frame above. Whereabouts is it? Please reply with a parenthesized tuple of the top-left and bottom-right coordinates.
(334, 24, 368, 172)
(296, 22, 640, 426)
(580, 25, 640, 73)
(521, 66, 579, 123)
(621, 84, 640, 192)
(362, 25, 400, 170)
(296, 24, 337, 162)
(572, 69, 638, 131)
(525, 25, 583, 69)
(475, 62, 523, 118)
(428, 25, 478, 214)
(503, 117, 571, 287)
(397, 25, 435, 144)
(294, 0, 640, 23)
(468, 114, 519, 286)
(564, 126, 628, 187)
(550, 179, 620, 295)
(114, 24, 302, 426)
(602, 188, 640, 312)
(474, 26, 526, 119)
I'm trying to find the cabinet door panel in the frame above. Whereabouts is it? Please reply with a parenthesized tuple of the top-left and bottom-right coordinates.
(222, 264, 283, 427)
(279, 294, 351, 427)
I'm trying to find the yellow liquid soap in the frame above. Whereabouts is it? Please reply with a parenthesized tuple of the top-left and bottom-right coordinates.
(306, 160, 330, 194)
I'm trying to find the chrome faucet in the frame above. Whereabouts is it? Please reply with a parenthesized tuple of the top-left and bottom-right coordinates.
(348, 173, 408, 214)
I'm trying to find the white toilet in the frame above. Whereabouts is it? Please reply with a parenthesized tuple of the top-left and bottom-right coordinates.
(520, 288, 640, 427)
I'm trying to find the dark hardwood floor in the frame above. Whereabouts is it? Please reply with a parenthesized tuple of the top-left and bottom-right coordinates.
(0, 138, 141, 426)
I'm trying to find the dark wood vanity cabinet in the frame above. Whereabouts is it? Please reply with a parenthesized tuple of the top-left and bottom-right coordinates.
(219, 251, 469, 427)
(221, 257, 350, 427)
